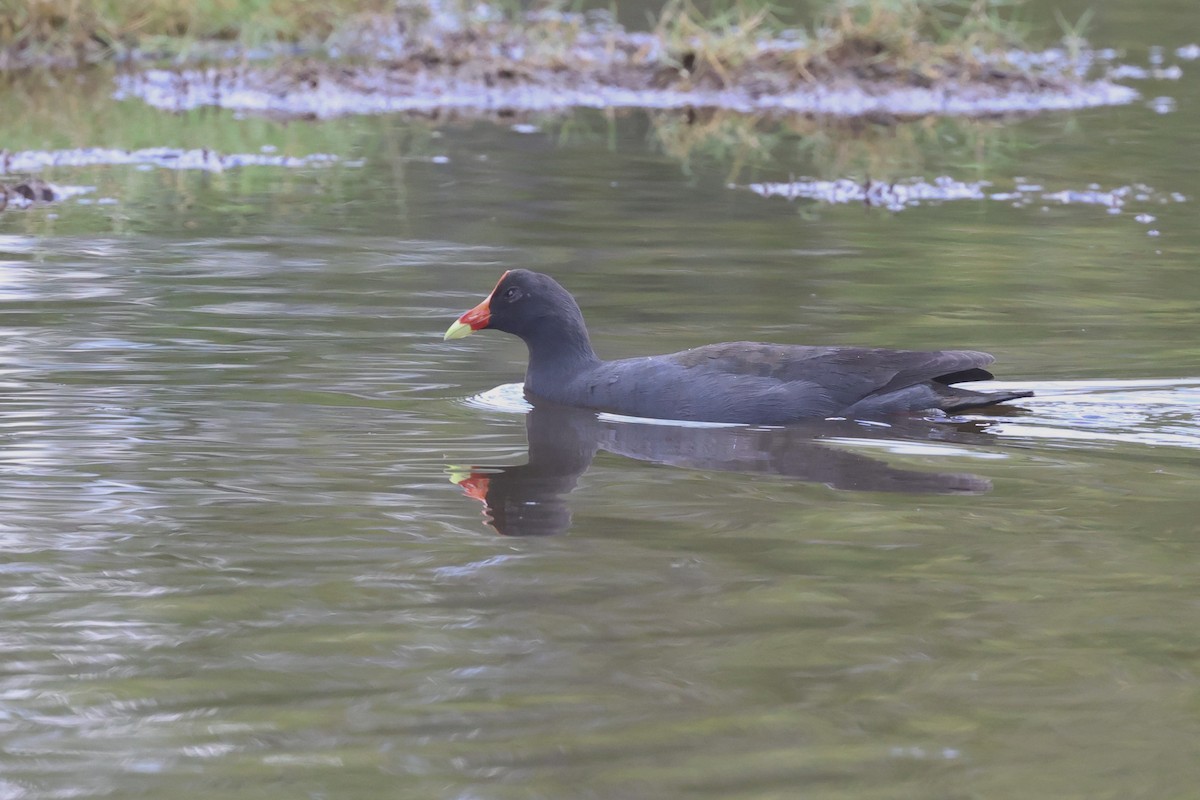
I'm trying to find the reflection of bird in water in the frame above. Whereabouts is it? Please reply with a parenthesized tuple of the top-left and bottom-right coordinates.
(453, 401, 1004, 537)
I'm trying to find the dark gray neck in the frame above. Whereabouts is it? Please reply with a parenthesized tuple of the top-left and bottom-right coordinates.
(521, 318, 601, 400)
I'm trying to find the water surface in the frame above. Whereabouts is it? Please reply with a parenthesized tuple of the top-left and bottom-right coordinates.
(2, 7, 1200, 798)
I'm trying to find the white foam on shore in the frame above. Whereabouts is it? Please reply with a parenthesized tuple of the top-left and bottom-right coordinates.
(114, 68, 1139, 120)
(1, 183, 95, 208)
(0, 147, 353, 210)
(2, 147, 344, 175)
(742, 177, 1186, 214)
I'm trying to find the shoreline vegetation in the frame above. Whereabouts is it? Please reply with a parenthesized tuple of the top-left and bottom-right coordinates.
(6, 1, 1034, 73)
(0, 1, 1149, 213)
(3, 1, 1135, 119)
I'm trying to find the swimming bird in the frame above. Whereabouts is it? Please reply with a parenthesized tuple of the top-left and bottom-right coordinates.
(445, 269, 1031, 424)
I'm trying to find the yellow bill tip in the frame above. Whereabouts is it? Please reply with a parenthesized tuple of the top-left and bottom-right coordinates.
(443, 319, 474, 341)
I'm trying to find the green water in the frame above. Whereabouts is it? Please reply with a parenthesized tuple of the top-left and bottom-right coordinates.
(2, 5, 1199, 799)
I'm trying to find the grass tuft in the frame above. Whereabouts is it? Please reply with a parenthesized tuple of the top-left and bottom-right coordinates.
(0, 0, 396, 68)
(805, 0, 1028, 78)
(645, 0, 1033, 90)
(2, 0, 1059, 97)
(654, 0, 783, 86)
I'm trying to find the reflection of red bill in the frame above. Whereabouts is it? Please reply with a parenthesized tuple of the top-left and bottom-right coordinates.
(456, 473, 490, 503)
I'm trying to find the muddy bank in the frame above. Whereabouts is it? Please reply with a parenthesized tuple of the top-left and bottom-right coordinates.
(117, 62, 1137, 119)
(113, 11, 1138, 119)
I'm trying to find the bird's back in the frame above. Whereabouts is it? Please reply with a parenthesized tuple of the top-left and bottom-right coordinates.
(548, 342, 1014, 424)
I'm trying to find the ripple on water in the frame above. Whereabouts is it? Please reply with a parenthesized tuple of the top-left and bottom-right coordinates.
(464, 383, 533, 415)
(460, 377, 1200, 453)
(984, 378, 1200, 450)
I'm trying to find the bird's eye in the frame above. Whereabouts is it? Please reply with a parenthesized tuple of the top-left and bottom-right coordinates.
(504, 287, 520, 300)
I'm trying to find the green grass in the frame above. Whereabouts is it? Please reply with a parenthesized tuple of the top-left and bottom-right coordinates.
(653, 0, 1031, 86)
(0, 0, 396, 67)
(817, 0, 1025, 73)
(1, 0, 1049, 86)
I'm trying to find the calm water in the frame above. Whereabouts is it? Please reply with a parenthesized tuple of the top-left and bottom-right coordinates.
(2, 5, 1200, 799)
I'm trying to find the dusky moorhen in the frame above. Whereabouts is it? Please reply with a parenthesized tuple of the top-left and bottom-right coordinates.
(445, 270, 1031, 424)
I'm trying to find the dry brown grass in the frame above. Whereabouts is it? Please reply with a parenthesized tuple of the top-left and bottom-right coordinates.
(0, 0, 396, 68)
(803, 0, 1027, 81)
(1, 0, 1038, 87)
